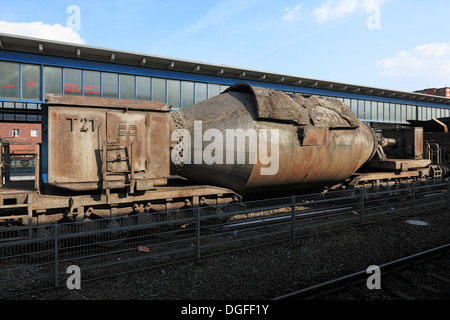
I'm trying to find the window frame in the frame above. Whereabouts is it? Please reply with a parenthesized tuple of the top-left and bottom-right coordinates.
(12, 129, 20, 137)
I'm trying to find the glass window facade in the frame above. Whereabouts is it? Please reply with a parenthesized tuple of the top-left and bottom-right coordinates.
(102, 72, 118, 98)
(331, 97, 426, 123)
(350, 100, 358, 115)
(64, 68, 82, 95)
(136, 76, 150, 101)
(152, 78, 166, 103)
(22, 64, 40, 100)
(195, 82, 208, 103)
(0, 61, 20, 99)
(167, 79, 180, 108)
(0, 101, 41, 122)
(2, 58, 450, 123)
(44, 66, 62, 94)
(119, 74, 135, 100)
(181, 81, 194, 108)
(208, 83, 221, 99)
(357, 100, 365, 119)
(84, 70, 100, 97)
(371, 102, 378, 121)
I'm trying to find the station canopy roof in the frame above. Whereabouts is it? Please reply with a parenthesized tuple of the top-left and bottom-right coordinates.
(1, 32, 450, 106)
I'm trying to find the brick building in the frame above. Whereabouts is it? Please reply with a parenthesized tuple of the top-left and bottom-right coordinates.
(0, 123, 41, 155)
(415, 87, 450, 98)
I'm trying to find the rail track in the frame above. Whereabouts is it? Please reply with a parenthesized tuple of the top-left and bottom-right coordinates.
(272, 243, 450, 300)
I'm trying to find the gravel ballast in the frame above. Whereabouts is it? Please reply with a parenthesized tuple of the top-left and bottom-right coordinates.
(15, 207, 450, 301)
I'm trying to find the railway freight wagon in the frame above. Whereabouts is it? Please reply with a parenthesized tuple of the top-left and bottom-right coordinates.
(0, 83, 448, 229)
(0, 95, 240, 228)
(170, 84, 447, 192)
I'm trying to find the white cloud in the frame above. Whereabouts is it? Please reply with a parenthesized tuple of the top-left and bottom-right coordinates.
(283, 5, 302, 22)
(0, 21, 85, 44)
(312, 0, 386, 23)
(378, 43, 450, 86)
(415, 42, 450, 58)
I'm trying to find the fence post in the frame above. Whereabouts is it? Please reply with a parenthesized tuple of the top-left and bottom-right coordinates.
(447, 179, 450, 209)
(360, 188, 364, 224)
(54, 224, 59, 287)
(291, 195, 296, 239)
(196, 207, 201, 260)
(412, 182, 416, 216)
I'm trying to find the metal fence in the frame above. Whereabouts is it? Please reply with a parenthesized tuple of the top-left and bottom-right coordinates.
(8, 158, 36, 176)
(1, 156, 36, 185)
(1, 179, 449, 298)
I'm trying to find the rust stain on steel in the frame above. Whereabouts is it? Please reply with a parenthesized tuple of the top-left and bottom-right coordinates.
(300, 127, 329, 146)
(171, 84, 377, 194)
(44, 94, 170, 112)
(414, 127, 424, 158)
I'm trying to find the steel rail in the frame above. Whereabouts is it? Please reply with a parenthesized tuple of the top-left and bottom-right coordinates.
(272, 243, 450, 300)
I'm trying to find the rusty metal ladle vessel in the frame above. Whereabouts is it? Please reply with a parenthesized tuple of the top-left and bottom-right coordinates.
(170, 84, 377, 194)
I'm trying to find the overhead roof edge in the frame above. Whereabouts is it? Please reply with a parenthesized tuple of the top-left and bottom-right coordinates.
(1, 32, 450, 106)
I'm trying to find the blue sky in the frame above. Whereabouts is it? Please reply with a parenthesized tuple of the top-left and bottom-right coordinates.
(1, 0, 450, 92)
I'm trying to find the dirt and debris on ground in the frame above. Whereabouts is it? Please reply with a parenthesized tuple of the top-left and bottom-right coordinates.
(15, 207, 450, 300)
